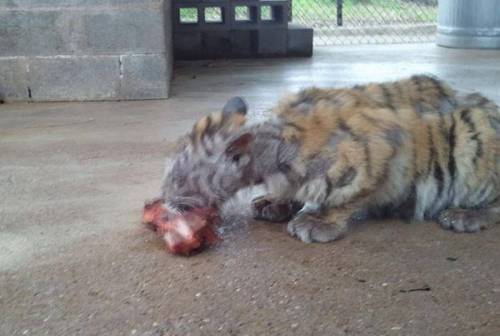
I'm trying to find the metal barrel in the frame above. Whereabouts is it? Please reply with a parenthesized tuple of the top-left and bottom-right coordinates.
(437, 0, 500, 49)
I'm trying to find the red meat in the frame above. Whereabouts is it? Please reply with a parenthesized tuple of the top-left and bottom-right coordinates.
(143, 199, 221, 255)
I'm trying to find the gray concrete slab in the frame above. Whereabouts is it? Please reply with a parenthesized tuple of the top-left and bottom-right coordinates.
(1, 44, 500, 336)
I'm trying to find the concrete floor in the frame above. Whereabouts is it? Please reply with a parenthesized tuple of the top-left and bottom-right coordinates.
(1, 44, 500, 336)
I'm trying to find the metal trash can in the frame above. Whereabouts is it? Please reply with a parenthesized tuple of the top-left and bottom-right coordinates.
(437, 0, 500, 49)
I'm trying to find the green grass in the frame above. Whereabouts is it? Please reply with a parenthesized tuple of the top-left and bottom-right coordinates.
(292, 0, 437, 25)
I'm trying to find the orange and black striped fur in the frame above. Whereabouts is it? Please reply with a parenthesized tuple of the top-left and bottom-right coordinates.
(162, 75, 500, 243)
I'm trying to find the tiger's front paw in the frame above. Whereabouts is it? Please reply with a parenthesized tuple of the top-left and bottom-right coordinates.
(287, 214, 345, 243)
(438, 208, 489, 233)
(252, 196, 302, 223)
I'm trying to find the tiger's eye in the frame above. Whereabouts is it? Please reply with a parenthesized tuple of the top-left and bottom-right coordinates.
(232, 154, 241, 162)
(177, 204, 193, 212)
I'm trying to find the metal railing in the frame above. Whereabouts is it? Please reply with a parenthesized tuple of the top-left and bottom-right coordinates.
(291, 0, 437, 45)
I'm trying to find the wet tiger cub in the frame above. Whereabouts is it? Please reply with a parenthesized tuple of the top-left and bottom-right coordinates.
(161, 75, 500, 243)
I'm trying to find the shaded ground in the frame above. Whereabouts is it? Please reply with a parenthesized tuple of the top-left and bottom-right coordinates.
(1, 44, 500, 336)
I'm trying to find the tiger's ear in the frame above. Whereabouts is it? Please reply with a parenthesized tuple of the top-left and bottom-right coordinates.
(219, 97, 248, 133)
(225, 133, 253, 161)
(222, 97, 248, 116)
(189, 97, 249, 151)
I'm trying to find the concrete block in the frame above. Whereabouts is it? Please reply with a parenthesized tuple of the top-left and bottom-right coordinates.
(81, 9, 165, 54)
(0, 58, 30, 102)
(119, 54, 169, 100)
(202, 31, 231, 58)
(0, 10, 69, 57)
(230, 30, 257, 57)
(257, 28, 287, 56)
(174, 32, 203, 60)
(0, 0, 163, 8)
(28, 56, 120, 101)
(287, 24, 313, 57)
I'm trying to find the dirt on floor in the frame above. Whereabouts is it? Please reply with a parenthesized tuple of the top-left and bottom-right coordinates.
(1, 45, 500, 336)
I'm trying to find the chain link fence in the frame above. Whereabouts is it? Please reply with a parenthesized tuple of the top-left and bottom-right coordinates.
(291, 0, 437, 46)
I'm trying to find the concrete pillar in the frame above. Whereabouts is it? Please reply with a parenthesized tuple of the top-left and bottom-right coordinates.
(0, 0, 173, 102)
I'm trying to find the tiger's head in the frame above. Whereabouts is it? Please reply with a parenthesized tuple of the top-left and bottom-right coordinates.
(161, 97, 256, 215)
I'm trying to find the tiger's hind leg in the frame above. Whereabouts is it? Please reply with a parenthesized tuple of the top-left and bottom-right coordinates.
(251, 196, 303, 223)
(437, 199, 500, 233)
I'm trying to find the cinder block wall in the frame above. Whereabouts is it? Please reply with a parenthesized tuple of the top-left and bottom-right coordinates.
(0, 0, 172, 102)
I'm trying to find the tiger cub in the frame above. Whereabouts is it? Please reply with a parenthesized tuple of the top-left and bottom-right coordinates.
(161, 75, 500, 243)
